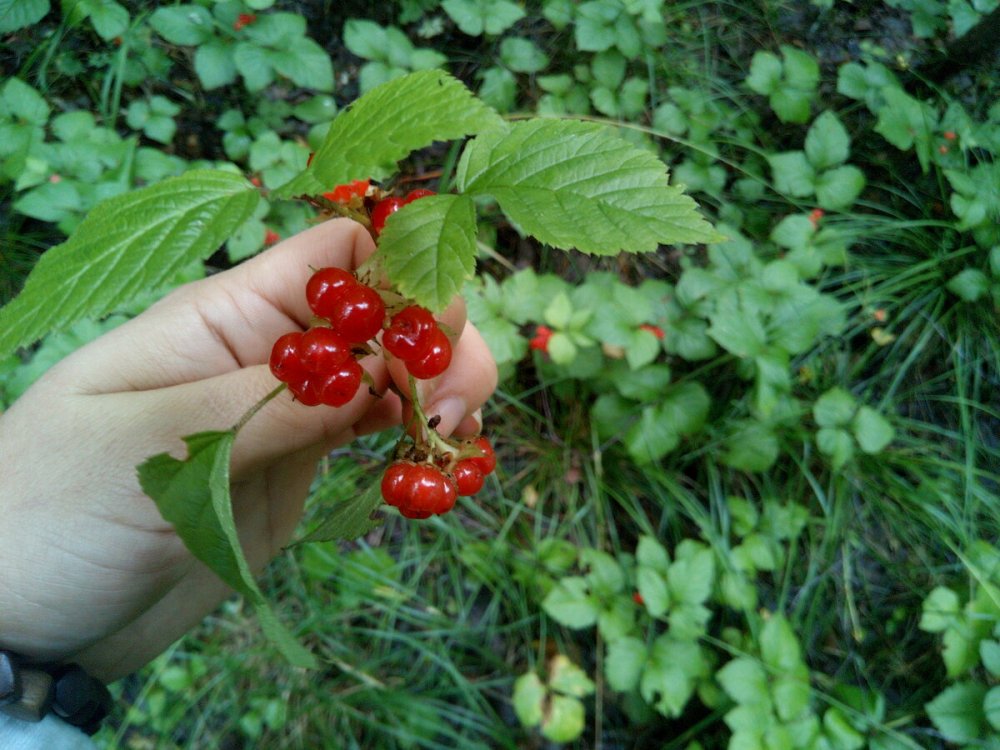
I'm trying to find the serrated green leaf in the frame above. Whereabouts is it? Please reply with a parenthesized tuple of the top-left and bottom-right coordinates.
(0, 170, 258, 360)
(668, 548, 714, 604)
(275, 70, 504, 200)
(0, 0, 49, 32)
(813, 387, 856, 427)
(637, 567, 671, 616)
(149, 4, 213, 45)
(746, 50, 782, 95)
(769, 151, 816, 197)
(378, 193, 477, 313)
(717, 658, 768, 705)
(457, 118, 721, 253)
(815, 165, 865, 210)
(138, 432, 316, 668)
(805, 111, 850, 170)
(442, 0, 524, 36)
(543, 576, 600, 628)
(605, 637, 647, 692)
(925, 682, 987, 743)
(947, 268, 991, 302)
(852, 405, 894, 454)
(295, 483, 383, 543)
(195, 41, 238, 89)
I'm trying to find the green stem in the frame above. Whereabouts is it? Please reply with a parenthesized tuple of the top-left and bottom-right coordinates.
(231, 383, 286, 435)
(407, 374, 458, 458)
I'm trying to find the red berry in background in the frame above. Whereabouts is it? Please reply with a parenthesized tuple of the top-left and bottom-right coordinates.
(939, 144, 949, 154)
(808, 208, 825, 227)
(250, 175, 262, 187)
(467, 436, 496, 476)
(269, 332, 305, 382)
(633, 592, 645, 606)
(371, 196, 406, 235)
(383, 305, 436, 361)
(233, 12, 256, 30)
(406, 326, 452, 379)
(300, 327, 351, 372)
(381, 461, 415, 507)
(403, 188, 435, 203)
(319, 359, 363, 407)
(639, 323, 665, 339)
(328, 284, 386, 343)
(529, 325, 552, 352)
(323, 179, 370, 204)
(943, 130, 957, 141)
(264, 228, 281, 246)
(453, 460, 484, 496)
(306, 267, 357, 319)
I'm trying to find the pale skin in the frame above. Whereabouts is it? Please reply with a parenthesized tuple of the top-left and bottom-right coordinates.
(0, 218, 497, 683)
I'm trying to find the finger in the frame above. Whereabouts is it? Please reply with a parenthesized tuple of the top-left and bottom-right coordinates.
(54, 219, 376, 395)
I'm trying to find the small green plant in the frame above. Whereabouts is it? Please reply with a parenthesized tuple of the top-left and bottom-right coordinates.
(746, 45, 820, 124)
(342, 19, 448, 93)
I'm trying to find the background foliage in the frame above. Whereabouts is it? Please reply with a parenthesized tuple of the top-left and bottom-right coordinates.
(1, 0, 999, 747)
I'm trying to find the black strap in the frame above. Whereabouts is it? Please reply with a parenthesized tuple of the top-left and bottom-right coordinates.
(0, 652, 111, 736)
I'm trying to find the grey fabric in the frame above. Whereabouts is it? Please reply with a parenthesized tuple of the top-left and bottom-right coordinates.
(0, 713, 97, 749)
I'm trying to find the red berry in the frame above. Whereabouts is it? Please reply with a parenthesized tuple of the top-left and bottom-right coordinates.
(399, 507, 432, 519)
(288, 376, 322, 406)
(943, 130, 957, 141)
(633, 592, 644, 606)
(323, 179, 370, 203)
(269, 332, 305, 382)
(371, 197, 405, 235)
(328, 284, 386, 343)
(306, 267, 357, 319)
(381, 461, 415, 507)
(639, 323, 665, 339)
(406, 327, 452, 379)
(939, 144, 949, 154)
(403, 188, 435, 203)
(264, 228, 281, 246)
(300, 327, 351, 372)
(405, 464, 457, 515)
(319, 359, 363, 407)
(467, 436, 496, 476)
(383, 305, 436, 361)
(233, 12, 256, 30)
(529, 325, 552, 352)
(808, 208, 825, 227)
(453, 460, 484, 496)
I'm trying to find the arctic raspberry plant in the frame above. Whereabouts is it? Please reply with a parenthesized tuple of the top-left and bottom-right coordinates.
(0, 70, 719, 664)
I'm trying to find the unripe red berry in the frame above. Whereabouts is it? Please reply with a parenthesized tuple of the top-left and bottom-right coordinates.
(328, 284, 386, 343)
(318, 359, 363, 407)
(269, 332, 306, 382)
(383, 305, 436, 361)
(307, 267, 357, 319)
(453, 460, 485, 496)
(371, 196, 406, 235)
(406, 327, 452, 379)
(300, 327, 351, 372)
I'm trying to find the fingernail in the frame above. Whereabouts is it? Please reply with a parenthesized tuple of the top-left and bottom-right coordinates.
(425, 396, 467, 437)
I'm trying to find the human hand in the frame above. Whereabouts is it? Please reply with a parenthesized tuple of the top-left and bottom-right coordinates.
(0, 218, 497, 682)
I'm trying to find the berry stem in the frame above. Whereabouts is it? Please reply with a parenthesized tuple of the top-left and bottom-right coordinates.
(407, 374, 458, 458)
(231, 383, 286, 434)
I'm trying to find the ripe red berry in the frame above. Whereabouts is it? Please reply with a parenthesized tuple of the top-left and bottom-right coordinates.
(403, 188, 435, 203)
(264, 228, 281, 246)
(381, 461, 415, 507)
(633, 592, 645, 606)
(288, 376, 323, 406)
(306, 267, 357, 319)
(323, 179, 370, 204)
(383, 305, 436, 361)
(399, 507, 433, 519)
(406, 464, 457, 515)
(328, 284, 386, 343)
(639, 323, 665, 339)
(453, 460, 485, 496)
(467, 436, 496, 476)
(318, 359, 363, 406)
(371, 196, 406, 235)
(269, 332, 306, 382)
(233, 12, 256, 30)
(529, 325, 552, 352)
(406, 327, 452, 379)
(300, 327, 351, 372)
(943, 130, 957, 141)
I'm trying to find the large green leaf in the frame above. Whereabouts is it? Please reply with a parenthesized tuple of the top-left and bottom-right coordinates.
(274, 70, 504, 199)
(296, 483, 383, 544)
(925, 682, 988, 743)
(377, 193, 478, 312)
(0, 0, 50, 32)
(138, 432, 317, 668)
(456, 118, 721, 253)
(0, 170, 258, 360)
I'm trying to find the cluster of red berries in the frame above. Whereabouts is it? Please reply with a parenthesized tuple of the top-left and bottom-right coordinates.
(371, 189, 435, 235)
(381, 436, 496, 519)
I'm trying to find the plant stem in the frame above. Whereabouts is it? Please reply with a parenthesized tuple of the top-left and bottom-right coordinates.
(232, 383, 286, 435)
(407, 374, 458, 458)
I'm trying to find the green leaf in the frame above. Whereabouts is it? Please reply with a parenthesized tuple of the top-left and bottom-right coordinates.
(296, 484, 383, 543)
(947, 268, 991, 302)
(658, 381, 711, 435)
(805, 111, 850, 170)
(377, 194, 477, 313)
(781, 46, 819, 91)
(986, 686, 1000, 731)
(817, 427, 854, 470)
(138, 432, 316, 668)
(668, 547, 714, 604)
(442, 0, 524, 36)
(499, 37, 549, 73)
(815, 165, 865, 210)
(0, 170, 257, 360)
(813, 387, 856, 427)
(636, 535, 671, 572)
(512, 673, 545, 727)
(195, 41, 238, 89)
(581, 548, 625, 595)
(2, 77, 50, 124)
(234, 41, 274, 90)
(275, 70, 503, 200)
(543, 576, 600, 628)
(0, 0, 50, 33)
(925, 682, 987, 743)
(149, 4, 213, 45)
(549, 654, 595, 697)
(723, 422, 779, 472)
(746, 51, 782, 95)
(637, 567, 671, 616)
(269, 38, 334, 91)
(87, 0, 128, 40)
(981, 640, 1000, 676)
(852, 406, 894, 454)
(769, 151, 816, 197)
(641, 636, 706, 717)
(457, 118, 721, 253)
(625, 405, 680, 464)
(717, 658, 768, 705)
(605, 637, 647, 692)
(823, 708, 865, 750)
(943, 627, 980, 678)
(541, 694, 586, 742)
(343, 18, 388, 60)
(761, 614, 803, 671)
